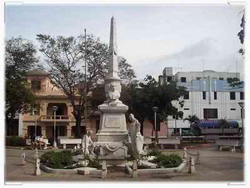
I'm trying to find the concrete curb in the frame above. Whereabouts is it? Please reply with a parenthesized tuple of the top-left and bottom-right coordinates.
(40, 163, 102, 175)
(77, 168, 101, 176)
(6, 146, 27, 150)
(125, 159, 187, 176)
(40, 163, 78, 174)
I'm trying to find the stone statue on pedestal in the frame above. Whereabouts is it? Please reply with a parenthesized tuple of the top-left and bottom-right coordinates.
(104, 82, 122, 106)
(82, 130, 94, 155)
(128, 114, 144, 155)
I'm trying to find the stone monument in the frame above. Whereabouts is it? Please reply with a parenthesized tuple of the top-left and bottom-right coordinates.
(95, 17, 129, 160)
(82, 130, 94, 155)
(128, 114, 144, 155)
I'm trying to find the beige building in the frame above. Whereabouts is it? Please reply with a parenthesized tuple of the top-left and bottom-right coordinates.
(20, 70, 99, 142)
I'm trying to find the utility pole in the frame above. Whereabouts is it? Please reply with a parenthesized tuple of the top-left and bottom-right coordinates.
(84, 28, 87, 156)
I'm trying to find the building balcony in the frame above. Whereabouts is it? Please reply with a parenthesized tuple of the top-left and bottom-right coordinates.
(40, 115, 71, 122)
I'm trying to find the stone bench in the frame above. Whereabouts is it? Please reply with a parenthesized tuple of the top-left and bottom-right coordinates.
(59, 139, 82, 149)
(143, 138, 180, 149)
(215, 139, 241, 152)
(26, 139, 49, 149)
(158, 139, 180, 149)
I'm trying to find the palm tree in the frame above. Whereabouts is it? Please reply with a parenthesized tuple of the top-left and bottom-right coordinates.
(184, 115, 200, 135)
(218, 118, 229, 135)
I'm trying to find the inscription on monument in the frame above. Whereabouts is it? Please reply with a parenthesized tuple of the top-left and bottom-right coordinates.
(104, 116, 121, 128)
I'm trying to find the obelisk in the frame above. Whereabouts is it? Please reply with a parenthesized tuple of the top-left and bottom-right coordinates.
(95, 17, 129, 159)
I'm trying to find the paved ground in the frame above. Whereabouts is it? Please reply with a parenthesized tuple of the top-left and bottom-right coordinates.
(5, 144, 244, 183)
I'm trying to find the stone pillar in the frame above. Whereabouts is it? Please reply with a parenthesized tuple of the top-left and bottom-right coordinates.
(196, 152, 200, 164)
(101, 160, 107, 179)
(41, 125, 46, 137)
(18, 114, 23, 137)
(132, 160, 138, 178)
(42, 102, 48, 116)
(183, 147, 187, 159)
(34, 149, 41, 176)
(231, 146, 236, 152)
(189, 156, 195, 174)
(22, 128, 28, 138)
(66, 126, 72, 137)
(219, 146, 222, 151)
(21, 151, 25, 165)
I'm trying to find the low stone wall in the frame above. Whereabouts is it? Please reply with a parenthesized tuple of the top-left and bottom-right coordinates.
(125, 160, 187, 176)
(40, 164, 78, 174)
(40, 163, 101, 175)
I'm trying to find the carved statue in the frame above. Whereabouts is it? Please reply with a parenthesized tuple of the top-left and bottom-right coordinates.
(104, 82, 121, 105)
(82, 130, 94, 155)
(128, 114, 144, 155)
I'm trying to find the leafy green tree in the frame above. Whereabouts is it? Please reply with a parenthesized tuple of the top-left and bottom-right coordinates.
(118, 57, 136, 84)
(218, 118, 229, 135)
(5, 37, 38, 133)
(238, 13, 245, 56)
(121, 75, 186, 138)
(37, 34, 135, 137)
(184, 115, 200, 136)
(228, 77, 244, 88)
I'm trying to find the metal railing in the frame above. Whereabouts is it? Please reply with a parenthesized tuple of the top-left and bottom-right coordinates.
(40, 115, 70, 120)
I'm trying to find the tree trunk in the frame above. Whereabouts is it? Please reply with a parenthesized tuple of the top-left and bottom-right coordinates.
(6, 113, 15, 135)
(75, 113, 82, 138)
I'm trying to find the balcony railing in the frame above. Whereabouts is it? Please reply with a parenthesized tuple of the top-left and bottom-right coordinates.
(40, 115, 70, 121)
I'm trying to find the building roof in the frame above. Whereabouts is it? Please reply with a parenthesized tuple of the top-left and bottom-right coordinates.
(26, 69, 48, 76)
(177, 80, 244, 92)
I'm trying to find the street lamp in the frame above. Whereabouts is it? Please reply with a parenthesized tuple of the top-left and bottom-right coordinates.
(152, 106, 158, 144)
(33, 109, 38, 138)
(238, 102, 244, 136)
(53, 106, 58, 149)
(238, 102, 244, 151)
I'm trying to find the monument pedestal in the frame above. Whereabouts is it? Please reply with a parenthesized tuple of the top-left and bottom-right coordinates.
(96, 103, 129, 160)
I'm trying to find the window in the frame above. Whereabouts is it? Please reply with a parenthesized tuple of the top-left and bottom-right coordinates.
(231, 108, 236, 111)
(203, 91, 206, 100)
(167, 76, 172, 82)
(184, 92, 189, 99)
(204, 109, 218, 119)
(219, 77, 224, 80)
(184, 108, 189, 110)
(180, 77, 186, 82)
(230, 92, 236, 100)
(240, 92, 244, 100)
(196, 77, 202, 80)
(214, 91, 217, 100)
(31, 80, 41, 91)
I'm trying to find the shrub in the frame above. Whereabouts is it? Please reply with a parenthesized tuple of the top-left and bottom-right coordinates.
(153, 154, 182, 168)
(41, 150, 73, 169)
(6, 136, 26, 146)
(221, 146, 230, 151)
(84, 155, 102, 169)
(147, 149, 162, 157)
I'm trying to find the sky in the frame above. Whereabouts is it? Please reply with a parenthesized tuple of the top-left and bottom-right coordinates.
(5, 4, 245, 80)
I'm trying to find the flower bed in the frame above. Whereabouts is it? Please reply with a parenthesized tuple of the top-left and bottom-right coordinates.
(40, 150, 101, 170)
(147, 149, 183, 168)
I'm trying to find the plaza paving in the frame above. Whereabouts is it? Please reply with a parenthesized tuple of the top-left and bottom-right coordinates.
(5, 144, 244, 182)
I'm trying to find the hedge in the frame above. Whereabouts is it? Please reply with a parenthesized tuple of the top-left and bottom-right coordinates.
(6, 136, 26, 146)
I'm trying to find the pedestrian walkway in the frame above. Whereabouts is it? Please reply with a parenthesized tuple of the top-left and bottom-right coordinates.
(5, 145, 244, 182)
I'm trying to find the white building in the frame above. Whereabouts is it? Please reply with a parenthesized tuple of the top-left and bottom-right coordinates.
(159, 67, 244, 135)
